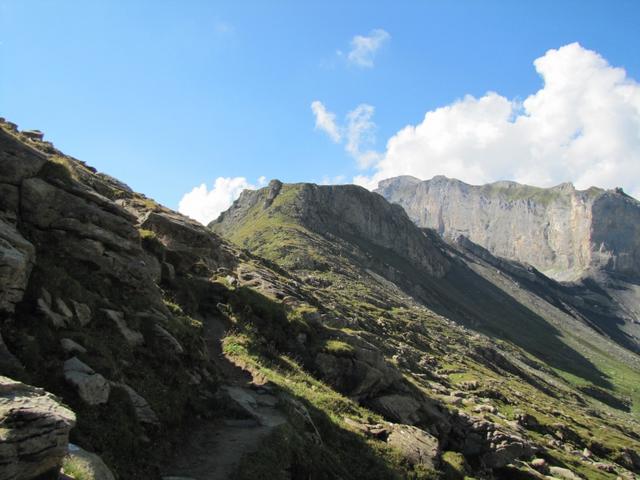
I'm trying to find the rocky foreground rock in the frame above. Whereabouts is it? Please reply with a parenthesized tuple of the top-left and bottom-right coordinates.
(0, 376, 75, 480)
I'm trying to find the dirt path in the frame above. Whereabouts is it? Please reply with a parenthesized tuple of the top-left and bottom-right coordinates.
(161, 317, 286, 480)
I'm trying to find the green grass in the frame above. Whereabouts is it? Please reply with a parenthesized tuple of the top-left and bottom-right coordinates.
(62, 457, 92, 480)
(323, 339, 356, 357)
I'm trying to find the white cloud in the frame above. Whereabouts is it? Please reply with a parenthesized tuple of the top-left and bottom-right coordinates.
(345, 104, 382, 168)
(311, 101, 382, 168)
(178, 176, 266, 225)
(347, 29, 390, 68)
(357, 43, 640, 197)
(311, 100, 342, 142)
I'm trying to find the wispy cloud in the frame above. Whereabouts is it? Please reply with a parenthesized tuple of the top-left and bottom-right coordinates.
(310, 101, 381, 169)
(347, 29, 390, 68)
(311, 100, 342, 142)
(345, 104, 381, 168)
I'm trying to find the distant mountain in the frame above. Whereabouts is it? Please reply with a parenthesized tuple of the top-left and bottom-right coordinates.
(213, 179, 640, 478)
(376, 175, 640, 282)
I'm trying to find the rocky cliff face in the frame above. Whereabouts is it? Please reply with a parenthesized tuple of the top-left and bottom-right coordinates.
(376, 175, 640, 281)
(214, 181, 450, 278)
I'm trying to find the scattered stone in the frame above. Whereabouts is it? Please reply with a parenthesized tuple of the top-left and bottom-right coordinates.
(593, 462, 615, 473)
(102, 309, 144, 347)
(151, 324, 184, 354)
(473, 404, 497, 414)
(60, 338, 87, 355)
(0, 376, 76, 480)
(72, 300, 92, 326)
(515, 412, 539, 429)
(460, 380, 479, 391)
(55, 298, 74, 319)
(38, 296, 69, 328)
(548, 466, 582, 480)
(22, 129, 44, 141)
(113, 383, 159, 426)
(530, 458, 548, 473)
(63, 357, 110, 405)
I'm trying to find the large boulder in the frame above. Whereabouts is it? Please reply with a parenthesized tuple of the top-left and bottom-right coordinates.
(63, 357, 111, 405)
(386, 424, 440, 471)
(314, 338, 402, 400)
(0, 376, 76, 480)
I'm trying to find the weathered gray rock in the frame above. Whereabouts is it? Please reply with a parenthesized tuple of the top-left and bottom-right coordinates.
(63, 357, 110, 405)
(370, 394, 422, 424)
(65, 443, 115, 480)
(150, 324, 184, 354)
(0, 129, 47, 184)
(22, 130, 44, 141)
(0, 218, 35, 313)
(60, 338, 87, 355)
(376, 175, 640, 281)
(548, 466, 583, 479)
(37, 296, 69, 329)
(72, 301, 92, 326)
(112, 383, 159, 426)
(55, 298, 74, 319)
(102, 309, 144, 347)
(386, 424, 439, 470)
(0, 376, 76, 480)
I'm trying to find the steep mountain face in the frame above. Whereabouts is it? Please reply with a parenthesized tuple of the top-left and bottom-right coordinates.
(3, 117, 640, 480)
(215, 180, 450, 278)
(376, 176, 640, 282)
(213, 181, 640, 479)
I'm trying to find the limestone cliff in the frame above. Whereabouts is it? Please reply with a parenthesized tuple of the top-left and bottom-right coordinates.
(376, 175, 640, 281)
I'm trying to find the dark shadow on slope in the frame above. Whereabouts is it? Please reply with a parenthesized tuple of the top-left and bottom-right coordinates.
(334, 230, 614, 391)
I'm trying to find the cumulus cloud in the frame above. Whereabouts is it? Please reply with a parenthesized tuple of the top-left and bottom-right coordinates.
(311, 101, 382, 169)
(358, 43, 640, 198)
(347, 29, 390, 68)
(311, 100, 341, 142)
(179, 176, 266, 225)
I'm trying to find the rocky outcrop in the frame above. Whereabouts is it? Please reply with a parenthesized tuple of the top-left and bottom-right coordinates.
(0, 376, 76, 480)
(213, 182, 450, 278)
(376, 175, 640, 281)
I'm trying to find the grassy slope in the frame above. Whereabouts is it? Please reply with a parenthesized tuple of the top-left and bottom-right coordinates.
(212, 183, 640, 479)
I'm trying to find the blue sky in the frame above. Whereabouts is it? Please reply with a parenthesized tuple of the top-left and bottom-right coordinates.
(2, 1, 640, 223)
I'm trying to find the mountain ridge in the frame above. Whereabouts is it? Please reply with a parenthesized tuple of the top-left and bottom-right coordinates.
(376, 175, 640, 282)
